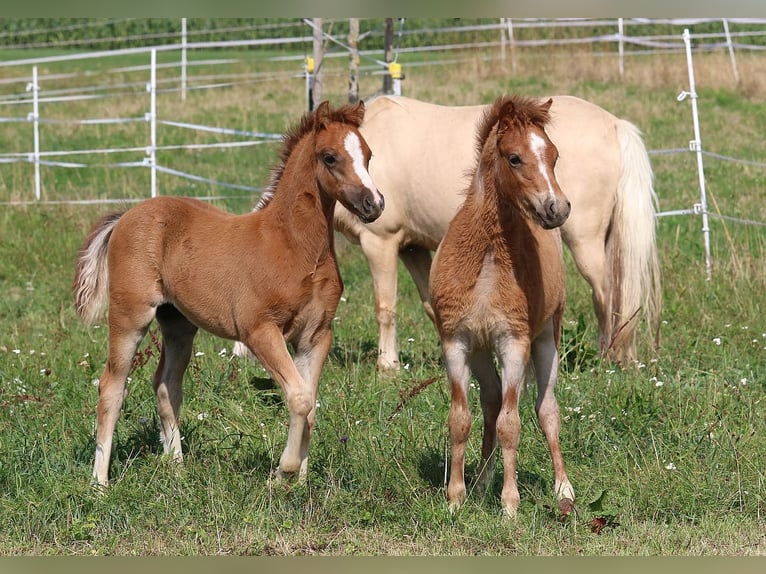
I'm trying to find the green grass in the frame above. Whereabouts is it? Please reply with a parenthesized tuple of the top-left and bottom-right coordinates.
(1, 46, 765, 555)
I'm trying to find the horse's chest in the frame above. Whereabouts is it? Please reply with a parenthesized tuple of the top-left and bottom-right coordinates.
(283, 260, 342, 341)
(458, 251, 527, 338)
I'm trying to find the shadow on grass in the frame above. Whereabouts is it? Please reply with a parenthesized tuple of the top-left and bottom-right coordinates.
(416, 446, 551, 504)
(329, 339, 379, 368)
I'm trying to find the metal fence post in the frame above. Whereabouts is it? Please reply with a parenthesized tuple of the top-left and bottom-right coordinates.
(181, 17, 188, 100)
(681, 29, 712, 280)
(146, 49, 158, 198)
(26, 66, 41, 201)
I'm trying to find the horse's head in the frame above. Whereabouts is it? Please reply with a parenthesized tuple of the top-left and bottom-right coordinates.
(492, 96, 571, 229)
(313, 101, 385, 224)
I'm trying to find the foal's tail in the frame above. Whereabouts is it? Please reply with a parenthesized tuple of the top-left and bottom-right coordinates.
(73, 212, 123, 325)
(608, 119, 662, 362)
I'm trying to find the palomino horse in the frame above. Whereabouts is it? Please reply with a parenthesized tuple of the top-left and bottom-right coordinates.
(333, 94, 661, 372)
(73, 101, 384, 487)
(429, 95, 574, 517)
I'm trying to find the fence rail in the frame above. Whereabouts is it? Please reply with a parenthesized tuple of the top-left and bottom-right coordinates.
(1, 19, 765, 279)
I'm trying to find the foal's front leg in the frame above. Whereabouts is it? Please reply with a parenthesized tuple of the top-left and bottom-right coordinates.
(442, 337, 472, 511)
(292, 327, 333, 479)
(245, 324, 314, 481)
(531, 321, 575, 509)
(495, 337, 530, 518)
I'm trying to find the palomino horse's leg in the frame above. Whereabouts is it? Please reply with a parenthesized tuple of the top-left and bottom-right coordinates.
(292, 328, 333, 478)
(359, 232, 402, 374)
(442, 337, 472, 512)
(468, 349, 501, 495)
(399, 245, 436, 323)
(564, 236, 611, 355)
(531, 319, 575, 509)
(153, 304, 198, 462)
(93, 312, 154, 487)
(495, 337, 530, 518)
(244, 323, 314, 481)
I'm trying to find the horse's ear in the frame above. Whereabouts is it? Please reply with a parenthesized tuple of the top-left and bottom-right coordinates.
(541, 97, 553, 111)
(497, 117, 510, 138)
(314, 101, 331, 130)
(496, 99, 516, 138)
(347, 100, 365, 126)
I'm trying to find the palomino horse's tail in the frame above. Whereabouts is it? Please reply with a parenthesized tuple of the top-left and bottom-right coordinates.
(608, 119, 662, 363)
(73, 213, 122, 325)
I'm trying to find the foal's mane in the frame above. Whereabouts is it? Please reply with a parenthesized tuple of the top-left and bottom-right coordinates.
(255, 102, 365, 210)
(473, 95, 552, 160)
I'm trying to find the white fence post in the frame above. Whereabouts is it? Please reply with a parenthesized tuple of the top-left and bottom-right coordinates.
(618, 18, 625, 77)
(146, 49, 158, 198)
(680, 28, 712, 280)
(506, 18, 516, 73)
(722, 19, 740, 84)
(181, 18, 188, 101)
(26, 66, 41, 201)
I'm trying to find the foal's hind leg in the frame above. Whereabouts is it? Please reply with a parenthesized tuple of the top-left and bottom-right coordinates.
(153, 304, 198, 462)
(93, 309, 155, 487)
(469, 349, 501, 495)
(531, 320, 575, 510)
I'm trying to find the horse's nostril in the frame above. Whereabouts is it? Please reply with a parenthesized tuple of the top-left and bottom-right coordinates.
(547, 201, 557, 217)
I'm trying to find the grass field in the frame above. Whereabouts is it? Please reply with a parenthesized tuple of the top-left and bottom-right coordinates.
(1, 44, 765, 555)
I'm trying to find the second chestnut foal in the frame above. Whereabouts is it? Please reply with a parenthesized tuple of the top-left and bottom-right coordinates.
(429, 95, 575, 517)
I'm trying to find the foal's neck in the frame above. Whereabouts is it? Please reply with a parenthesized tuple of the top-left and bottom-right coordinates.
(471, 158, 528, 237)
(264, 135, 336, 253)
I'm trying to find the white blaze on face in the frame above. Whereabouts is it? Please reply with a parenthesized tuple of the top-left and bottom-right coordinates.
(344, 132, 379, 197)
(529, 131, 557, 201)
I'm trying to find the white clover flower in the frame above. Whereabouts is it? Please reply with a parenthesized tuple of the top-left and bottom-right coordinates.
(12, 349, 20, 354)
(665, 462, 676, 470)
(340, 296, 347, 302)
(195, 351, 204, 357)
(403, 363, 410, 370)
(407, 337, 415, 343)
(713, 337, 722, 346)
(740, 378, 747, 386)
(197, 412, 209, 421)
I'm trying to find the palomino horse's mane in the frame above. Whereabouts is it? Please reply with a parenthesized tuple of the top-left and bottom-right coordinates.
(473, 95, 552, 162)
(255, 102, 365, 211)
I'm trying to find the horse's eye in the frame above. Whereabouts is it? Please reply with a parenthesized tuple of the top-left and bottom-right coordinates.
(323, 153, 337, 167)
(508, 154, 522, 167)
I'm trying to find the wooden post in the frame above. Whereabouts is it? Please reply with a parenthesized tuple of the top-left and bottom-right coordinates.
(383, 18, 394, 94)
(348, 18, 360, 103)
(311, 18, 324, 110)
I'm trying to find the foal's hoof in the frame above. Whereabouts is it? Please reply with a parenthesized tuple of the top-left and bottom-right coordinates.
(557, 498, 575, 517)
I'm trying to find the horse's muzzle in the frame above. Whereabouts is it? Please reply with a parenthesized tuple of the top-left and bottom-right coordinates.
(354, 189, 385, 223)
(537, 197, 571, 229)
